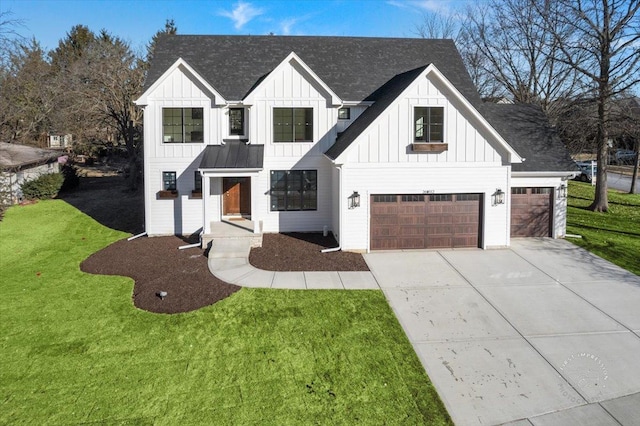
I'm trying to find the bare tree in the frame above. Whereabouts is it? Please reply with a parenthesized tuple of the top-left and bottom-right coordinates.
(414, 11, 458, 39)
(543, 0, 640, 211)
(68, 30, 145, 189)
(460, 0, 580, 110)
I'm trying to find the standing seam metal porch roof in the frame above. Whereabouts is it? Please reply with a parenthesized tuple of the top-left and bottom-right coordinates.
(199, 141, 264, 170)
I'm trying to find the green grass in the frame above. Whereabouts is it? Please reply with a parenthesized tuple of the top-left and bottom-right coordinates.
(566, 181, 640, 276)
(0, 200, 451, 425)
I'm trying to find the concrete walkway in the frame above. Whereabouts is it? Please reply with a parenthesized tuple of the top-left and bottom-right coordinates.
(207, 237, 379, 289)
(365, 238, 640, 426)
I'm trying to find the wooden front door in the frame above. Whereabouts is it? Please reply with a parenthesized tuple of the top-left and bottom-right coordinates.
(223, 177, 251, 216)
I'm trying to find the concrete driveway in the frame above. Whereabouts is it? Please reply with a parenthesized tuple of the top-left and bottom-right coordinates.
(364, 239, 640, 426)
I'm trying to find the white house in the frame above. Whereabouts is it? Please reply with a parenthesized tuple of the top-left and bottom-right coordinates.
(135, 35, 577, 251)
(0, 142, 62, 205)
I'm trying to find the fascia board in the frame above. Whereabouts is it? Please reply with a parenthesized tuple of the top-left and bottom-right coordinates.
(135, 58, 226, 106)
(243, 52, 342, 105)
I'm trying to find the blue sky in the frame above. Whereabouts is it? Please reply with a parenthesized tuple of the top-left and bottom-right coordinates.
(1, 0, 473, 52)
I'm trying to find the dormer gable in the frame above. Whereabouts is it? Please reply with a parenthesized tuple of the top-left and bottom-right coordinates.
(326, 64, 523, 165)
(242, 52, 342, 106)
(135, 58, 226, 106)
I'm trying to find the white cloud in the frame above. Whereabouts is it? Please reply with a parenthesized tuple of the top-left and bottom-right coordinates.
(387, 0, 453, 15)
(218, 1, 265, 30)
(280, 18, 300, 35)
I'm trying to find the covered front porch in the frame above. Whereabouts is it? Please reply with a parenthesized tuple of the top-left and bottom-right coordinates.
(198, 141, 264, 248)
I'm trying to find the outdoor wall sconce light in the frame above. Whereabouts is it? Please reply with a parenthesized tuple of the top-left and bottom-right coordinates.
(349, 191, 361, 209)
(558, 184, 568, 199)
(492, 188, 505, 206)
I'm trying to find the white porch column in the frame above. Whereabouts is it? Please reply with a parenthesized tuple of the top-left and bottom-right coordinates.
(202, 172, 211, 234)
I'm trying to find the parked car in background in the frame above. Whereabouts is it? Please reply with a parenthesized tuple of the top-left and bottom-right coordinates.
(574, 161, 597, 183)
(612, 149, 637, 165)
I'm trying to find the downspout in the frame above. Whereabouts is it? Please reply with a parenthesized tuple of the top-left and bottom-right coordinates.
(321, 165, 342, 253)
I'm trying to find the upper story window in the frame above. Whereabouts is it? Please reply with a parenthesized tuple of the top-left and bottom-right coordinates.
(338, 107, 351, 120)
(229, 108, 245, 136)
(273, 108, 313, 142)
(163, 108, 204, 143)
(414, 107, 444, 143)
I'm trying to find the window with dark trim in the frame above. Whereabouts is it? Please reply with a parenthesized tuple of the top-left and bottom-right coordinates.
(270, 170, 317, 211)
(338, 107, 351, 120)
(414, 107, 444, 142)
(163, 108, 204, 143)
(229, 108, 244, 135)
(273, 108, 313, 142)
(162, 171, 177, 191)
(194, 171, 202, 192)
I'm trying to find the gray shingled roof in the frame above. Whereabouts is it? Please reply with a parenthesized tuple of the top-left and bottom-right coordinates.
(199, 141, 264, 170)
(145, 35, 481, 105)
(326, 66, 427, 160)
(0, 142, 60, 171)
(479, 103, 578, 172)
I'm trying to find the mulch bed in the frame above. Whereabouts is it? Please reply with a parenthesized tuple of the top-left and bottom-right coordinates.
(249, 232, 370, 271)
(82, 233, 369, 315)
(81, 236, 240, 314)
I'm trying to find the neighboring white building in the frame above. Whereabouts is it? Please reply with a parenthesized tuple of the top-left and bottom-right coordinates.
(0, 142, 62, 205)
(48, 133, 72, 149)
(136, 35, 578, 251)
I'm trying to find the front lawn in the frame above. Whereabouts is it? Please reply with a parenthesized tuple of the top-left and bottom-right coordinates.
(0, 201, 451, 425)
(567, 181, 640, 276)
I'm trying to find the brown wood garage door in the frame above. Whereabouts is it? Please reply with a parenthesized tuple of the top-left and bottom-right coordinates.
(370, 193, 482, 250)
(510, 187, 553, 237)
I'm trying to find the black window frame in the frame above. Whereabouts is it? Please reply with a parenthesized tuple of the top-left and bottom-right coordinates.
(338, 107, 351, 120)
(273, 108, 313, 143)
(162, 171, 177, 191)
(193, 171, 202, 192)
(162, 107, 204, 143)
(229, 108, 245, 136)
(414, 106, 444, 143)
(270, 170, 317, 211)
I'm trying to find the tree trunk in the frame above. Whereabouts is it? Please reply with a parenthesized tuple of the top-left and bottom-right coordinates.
(630, 139, 639, 194)
(126, 120, 138, 191)
(589, 90, 609, 212)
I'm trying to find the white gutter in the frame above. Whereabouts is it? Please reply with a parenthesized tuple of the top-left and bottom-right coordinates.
(512, 171, 580, 179)
(322, 165, 343, 253)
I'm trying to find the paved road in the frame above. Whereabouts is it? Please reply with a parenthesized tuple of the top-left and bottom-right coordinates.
(607, 172, 637, 192)
(365, 239, 640, 426)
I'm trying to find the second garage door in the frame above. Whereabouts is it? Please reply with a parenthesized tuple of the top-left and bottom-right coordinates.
(511, 187, 553, 237)
(370, 193, 482, 250)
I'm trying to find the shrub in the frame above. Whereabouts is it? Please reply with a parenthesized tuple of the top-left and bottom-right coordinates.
(20, 172, 64, 200)
(60, 164, 80, 192)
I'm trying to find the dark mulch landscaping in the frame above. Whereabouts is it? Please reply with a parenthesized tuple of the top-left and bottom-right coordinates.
(249, 232, 370, 271)
(81, 235, 240, 314)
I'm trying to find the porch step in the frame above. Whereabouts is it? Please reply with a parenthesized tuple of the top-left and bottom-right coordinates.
(202, 233, 263, 251)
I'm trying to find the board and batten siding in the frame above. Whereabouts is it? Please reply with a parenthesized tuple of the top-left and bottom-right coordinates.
(337, 73, 513, 251)
(346, 75, 503, 165)
(247, 58, 339, 233)
(511, 176, 568, 239)
(142, 65, 220, 236)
